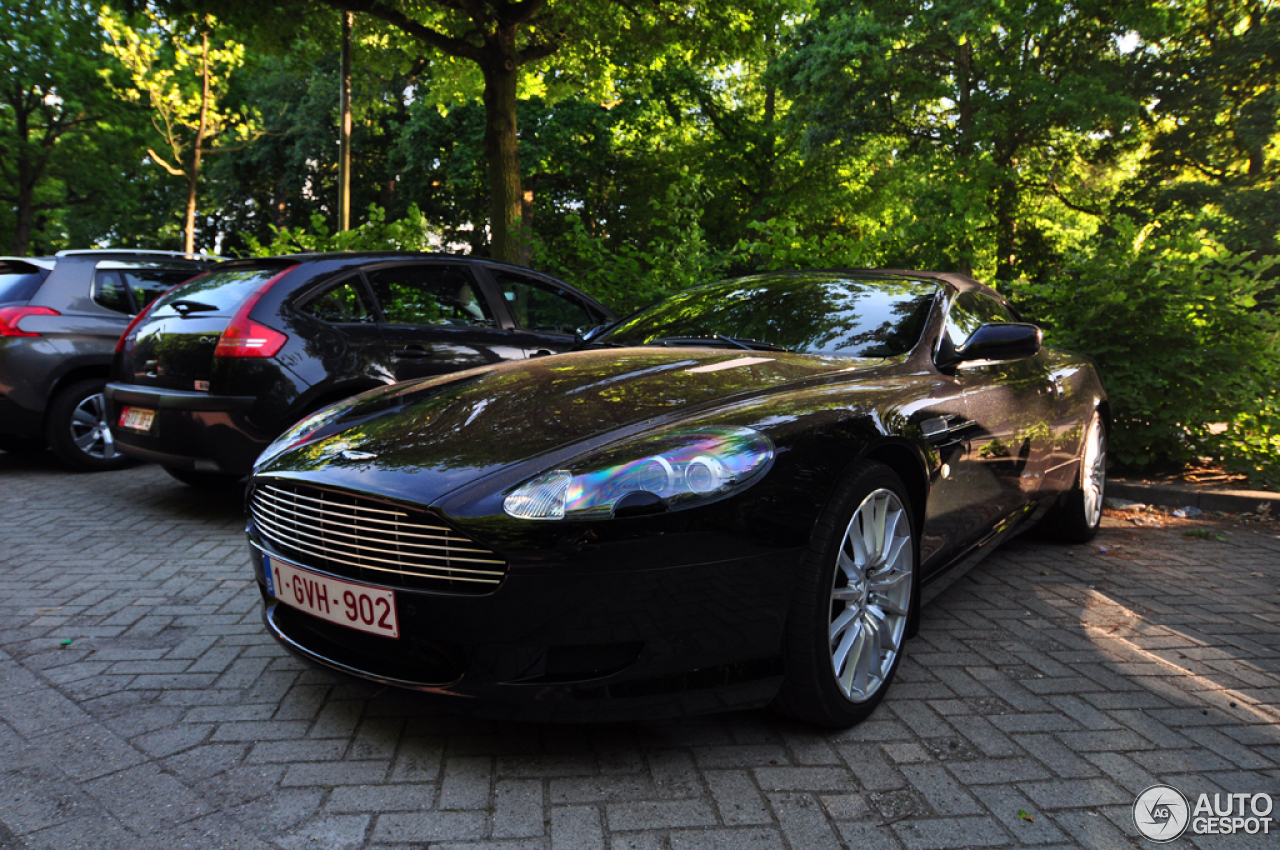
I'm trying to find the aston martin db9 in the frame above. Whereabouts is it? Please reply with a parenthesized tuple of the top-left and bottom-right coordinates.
(245, 269, 1106, 726)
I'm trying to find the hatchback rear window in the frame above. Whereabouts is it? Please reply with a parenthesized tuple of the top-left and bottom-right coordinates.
(0, 266, 47, 305)
(151, 266, 286, 315)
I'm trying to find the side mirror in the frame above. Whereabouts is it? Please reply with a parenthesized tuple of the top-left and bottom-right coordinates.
(938, 322, 1042, 369)
(574, 324, 609, 346)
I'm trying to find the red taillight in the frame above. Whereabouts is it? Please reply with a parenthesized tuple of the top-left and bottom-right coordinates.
(213, 265, 298, 359)
(214, 319, 288, 358)
(0, 306, 60, 337)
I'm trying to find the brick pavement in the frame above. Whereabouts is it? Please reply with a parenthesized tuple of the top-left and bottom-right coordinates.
(1, 451, 1278, 849)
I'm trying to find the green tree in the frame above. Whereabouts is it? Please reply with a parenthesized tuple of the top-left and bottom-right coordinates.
(1131, 0, 1279, 258)
(257, 0, 766, 263)
(0, 0, 134, 253)
(776, 0, 1148, 281)
(101, 6, 261, 253)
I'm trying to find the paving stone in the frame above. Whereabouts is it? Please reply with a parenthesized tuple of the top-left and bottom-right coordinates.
(5, 460, 1280, 850)
(372, 810, 488, 843)
(768, 791, 843, 850)
(551, 805, 605, 850)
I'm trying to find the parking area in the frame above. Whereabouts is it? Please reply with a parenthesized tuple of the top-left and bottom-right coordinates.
(1, 452, 1278, 850)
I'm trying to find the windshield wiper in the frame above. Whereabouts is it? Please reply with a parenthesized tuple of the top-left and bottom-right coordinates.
(170, 299, 218, 314)
(648, 334, 790, 352)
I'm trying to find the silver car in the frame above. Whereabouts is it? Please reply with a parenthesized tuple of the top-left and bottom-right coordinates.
(0, 250, 218, 470)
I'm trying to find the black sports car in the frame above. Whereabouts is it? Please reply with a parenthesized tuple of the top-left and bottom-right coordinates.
(246, 270, 1107, 726)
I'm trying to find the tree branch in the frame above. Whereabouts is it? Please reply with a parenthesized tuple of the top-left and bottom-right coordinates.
(316, 0, 485, 62)
(147, 148, 188, 177)
(497, 0, 548, 26)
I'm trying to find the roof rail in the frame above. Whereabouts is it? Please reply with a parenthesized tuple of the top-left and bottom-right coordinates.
(0, 256, 57, 270)
(54, 249, 228, 261)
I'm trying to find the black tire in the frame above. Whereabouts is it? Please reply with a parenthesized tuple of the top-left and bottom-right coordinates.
(1038, 412, 1106, 544)
(44, 378, 131, 472)
(163, 466, 244, 489)
(773, 461, 918, 728)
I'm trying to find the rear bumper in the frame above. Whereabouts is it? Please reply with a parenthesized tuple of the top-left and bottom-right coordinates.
(105, 382, 265, 473)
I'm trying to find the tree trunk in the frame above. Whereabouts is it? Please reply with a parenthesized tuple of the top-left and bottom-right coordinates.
(12, 181, 35, 255)
(338, 10, 353, 231)
(10, 106, 35, 254)
(480, 26, 522, 264)
(186, 26, 212, 255)
(993, 156, 1019, 282)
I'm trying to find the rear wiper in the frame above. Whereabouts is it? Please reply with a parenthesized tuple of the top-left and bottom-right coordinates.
(648, 334, 790, 352)
(170, 299, 218, 314)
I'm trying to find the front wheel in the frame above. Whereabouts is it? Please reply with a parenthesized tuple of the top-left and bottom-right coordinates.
(774, 462, 917, 728)
(45, 379, 130, 471)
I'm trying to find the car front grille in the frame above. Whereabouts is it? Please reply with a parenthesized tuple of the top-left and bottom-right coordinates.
(250, 480, 507, 594)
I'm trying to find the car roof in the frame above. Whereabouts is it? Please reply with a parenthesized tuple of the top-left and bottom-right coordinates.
(717, 267, 1013, 310)
(215, 250, 555, 273)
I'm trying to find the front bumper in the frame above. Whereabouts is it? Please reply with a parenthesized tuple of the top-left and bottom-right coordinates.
(249, 537, 803, 722)
(105, 383, 263, 473)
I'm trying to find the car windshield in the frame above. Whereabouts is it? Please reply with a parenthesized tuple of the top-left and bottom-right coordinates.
(596, 273, 939, 357)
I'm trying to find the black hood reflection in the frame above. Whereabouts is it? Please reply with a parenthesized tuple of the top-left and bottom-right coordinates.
(260, 348, 881, 503)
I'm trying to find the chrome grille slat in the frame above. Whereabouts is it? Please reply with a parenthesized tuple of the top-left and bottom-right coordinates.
(252, 500, 501, 558)
(251, 508, 506, 573)
(251, 481, 508, 594)
(259, 485, 456, 531)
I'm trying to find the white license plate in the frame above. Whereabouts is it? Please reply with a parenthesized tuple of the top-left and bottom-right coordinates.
(118, 406, 155, 431)
(264, 554, 399, 638)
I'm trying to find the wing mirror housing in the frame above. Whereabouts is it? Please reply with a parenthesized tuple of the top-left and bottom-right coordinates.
(937, 322, 1042, 370)
(574, 324, 610, 347)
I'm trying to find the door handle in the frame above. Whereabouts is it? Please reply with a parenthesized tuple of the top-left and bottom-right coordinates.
(530, 349, 553, 358)
(392, 346, 432, 360)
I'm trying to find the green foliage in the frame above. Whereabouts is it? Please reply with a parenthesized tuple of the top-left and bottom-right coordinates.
(240, 203, 438, 255)
(1009, 217, 1279, 475)
(1214, 406, 1280, 490)
(528, 175, 732, 313)
(0, 0, 144, 253)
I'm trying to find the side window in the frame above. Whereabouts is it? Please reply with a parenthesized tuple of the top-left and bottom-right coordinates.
(126, 270, 197, 310)
(491, 272, 595, 334)
(298, 277, 375, 324)
(944, 291, 1015, 348)
(93, 271, 133, 314)
(93, 268, 201, 314)
(366, 265, 494, 327)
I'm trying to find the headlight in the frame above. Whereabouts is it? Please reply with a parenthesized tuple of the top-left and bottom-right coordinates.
(503, 426, 774, 520)
(254, 400, 357, 470)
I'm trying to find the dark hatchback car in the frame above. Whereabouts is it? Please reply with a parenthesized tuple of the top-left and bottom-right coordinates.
(0, 251, 217, 470)
(105, 252, 615, 485)
(245, 269, 1107, 726)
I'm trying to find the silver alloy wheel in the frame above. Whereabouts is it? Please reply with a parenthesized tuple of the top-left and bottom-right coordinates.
(1082, 416, 1106, 527)
(829, 487, 913, 703)
(69, 391, 116, 461)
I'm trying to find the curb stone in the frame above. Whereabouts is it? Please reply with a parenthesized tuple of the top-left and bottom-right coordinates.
(1107, 478, 1279, 514)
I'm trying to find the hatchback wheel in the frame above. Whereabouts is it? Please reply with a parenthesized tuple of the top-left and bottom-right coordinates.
(774, 461, 916, 727)
(45, 379, 130, 471)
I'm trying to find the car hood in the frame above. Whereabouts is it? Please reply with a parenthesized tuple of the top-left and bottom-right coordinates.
(256, 347, 889, 506)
